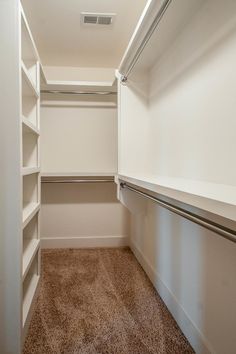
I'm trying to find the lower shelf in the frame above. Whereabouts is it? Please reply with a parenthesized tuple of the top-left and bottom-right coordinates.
(23, 239, 40, 280)
(22, 254, 40, 329)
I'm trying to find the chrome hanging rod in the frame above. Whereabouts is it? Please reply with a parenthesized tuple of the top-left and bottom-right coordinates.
(41, 90, 117, 96)
(120, 182, 236, 244)
(121, 0, 172, 83)
(42, 179, 114, 184)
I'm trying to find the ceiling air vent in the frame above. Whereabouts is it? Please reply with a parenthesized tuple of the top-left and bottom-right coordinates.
(84, 15, 97, 24)
(81, 13, 116, 26)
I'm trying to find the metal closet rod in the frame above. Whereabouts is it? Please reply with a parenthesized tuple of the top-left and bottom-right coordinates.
(41, 90, 117, 95)
(120, 182, 236, 244)
(121, 0, 172, 82)
(42, 179, 114, 184)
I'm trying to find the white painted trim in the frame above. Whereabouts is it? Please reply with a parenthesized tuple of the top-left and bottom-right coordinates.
(40, 101, 117, 108)
(130, 240, 213, 354)
(41, 236, 129, 249)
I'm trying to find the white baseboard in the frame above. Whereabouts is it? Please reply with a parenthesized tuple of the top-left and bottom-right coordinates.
(40, 236, 129, 249)
(130, 241, 213, 354)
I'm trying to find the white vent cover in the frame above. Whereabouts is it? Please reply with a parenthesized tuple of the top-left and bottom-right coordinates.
(81, 12, 116, 26)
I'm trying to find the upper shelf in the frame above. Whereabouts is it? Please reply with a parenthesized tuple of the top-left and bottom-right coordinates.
(118, 0, 204, 78)
(40, 62, 117, 94)
(21, 4, 39, 63)
(118, 174, 236, 224)
(41, 79, 117, 93)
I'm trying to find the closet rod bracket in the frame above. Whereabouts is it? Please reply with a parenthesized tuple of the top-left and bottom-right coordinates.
(121, 76, 127, 84)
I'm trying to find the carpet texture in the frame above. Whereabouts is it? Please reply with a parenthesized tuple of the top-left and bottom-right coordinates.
(23, 248, 194, 354)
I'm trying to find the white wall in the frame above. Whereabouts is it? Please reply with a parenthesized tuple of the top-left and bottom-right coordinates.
(148, 0, 236, 185)
(41, 105, 118, 174)
(118, 1, 236, 353)
(40, 100, 130, 247)
(41, 182, 129, 248)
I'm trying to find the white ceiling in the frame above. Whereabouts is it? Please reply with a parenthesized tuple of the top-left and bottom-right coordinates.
(21, 0, 148, 68)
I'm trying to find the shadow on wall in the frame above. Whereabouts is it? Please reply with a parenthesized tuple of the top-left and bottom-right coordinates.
(41, 182, 118, 204)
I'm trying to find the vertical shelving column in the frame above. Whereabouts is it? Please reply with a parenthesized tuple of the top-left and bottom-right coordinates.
(20, 5, 41, 338)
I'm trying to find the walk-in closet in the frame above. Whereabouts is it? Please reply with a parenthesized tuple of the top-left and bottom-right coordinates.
(1, 0, 236, 353)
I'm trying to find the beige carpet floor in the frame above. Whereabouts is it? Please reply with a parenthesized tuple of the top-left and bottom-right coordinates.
(23, 248, 194, 354)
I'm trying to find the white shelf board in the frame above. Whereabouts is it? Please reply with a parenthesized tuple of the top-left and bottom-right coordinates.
(118, 174, 236, 222)
(22, 239, 40, 281)
(22, 167, 40, 176)
(21, 61, 39, 98)
(41, 172, 116, 177)
(22, 116, 39, 135)
(40, 100, 117, 108)
(22, 273, 40, 328)
(41, 78, 117, 93)
(23, 202, 40, 229)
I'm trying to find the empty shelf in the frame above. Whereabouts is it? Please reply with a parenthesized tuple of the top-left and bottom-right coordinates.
(23, 202, 40, 228)
(22, 239, 40, 280)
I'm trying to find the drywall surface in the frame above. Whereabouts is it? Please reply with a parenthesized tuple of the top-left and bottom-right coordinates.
(148, 0, 236, 186)
(41, 105, 117, 174)
(41, 182, 130, 247)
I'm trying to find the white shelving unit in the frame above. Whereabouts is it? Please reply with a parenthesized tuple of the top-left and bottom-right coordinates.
(20, 4, 41, 342)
